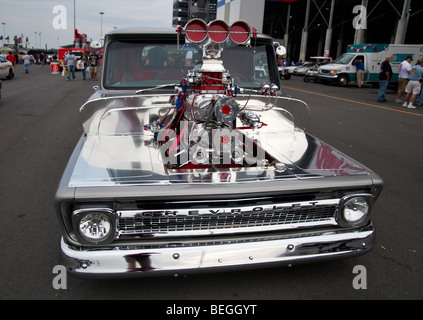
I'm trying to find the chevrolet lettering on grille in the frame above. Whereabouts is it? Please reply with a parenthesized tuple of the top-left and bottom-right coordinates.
(117, 199, 340, 218)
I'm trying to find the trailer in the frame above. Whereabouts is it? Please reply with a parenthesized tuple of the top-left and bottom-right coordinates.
(318, 43, 423, 86)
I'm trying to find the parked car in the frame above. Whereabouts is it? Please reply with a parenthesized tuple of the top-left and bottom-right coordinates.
(55, 19, 383, 278)
(0, 55, 14, 79)
(280, 61, 310, 79)
(281, 62, 306, 76)
(0, 79, 2, 101)
(304, 57, 332, 82)
(304, 67, 320, 82)
(293, 61, 317, 75)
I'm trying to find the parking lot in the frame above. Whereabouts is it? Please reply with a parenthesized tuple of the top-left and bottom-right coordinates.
(0, 66, 422, 300)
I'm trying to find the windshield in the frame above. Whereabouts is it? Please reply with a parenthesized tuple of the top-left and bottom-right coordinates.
(103, 39, 278, 90)
(333, 54, 355, 65)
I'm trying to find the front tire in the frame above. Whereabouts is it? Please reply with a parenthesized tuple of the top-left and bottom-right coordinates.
(338, 75, 349, 87)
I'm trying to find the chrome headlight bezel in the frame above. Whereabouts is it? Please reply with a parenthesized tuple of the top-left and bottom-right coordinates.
(72, 208, 117, 245)
(338, 194, 374, 227)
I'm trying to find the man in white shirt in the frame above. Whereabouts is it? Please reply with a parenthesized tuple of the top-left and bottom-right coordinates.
(402, 59, 423, 109)
(65, 50, 77, 81)
(23, 53, 32, 73)
(396, 55, 412, 103)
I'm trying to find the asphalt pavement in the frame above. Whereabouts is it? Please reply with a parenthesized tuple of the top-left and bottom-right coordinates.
(0, 66, 422, 300)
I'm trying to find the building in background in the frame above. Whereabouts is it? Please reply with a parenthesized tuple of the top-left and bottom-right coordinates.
(172, 0, 217, 27)
(216, 0, 265, 33)
(216, 0, 421, 63)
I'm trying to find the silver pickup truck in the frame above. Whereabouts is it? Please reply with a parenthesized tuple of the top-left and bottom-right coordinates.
(55, 19, 383, 278)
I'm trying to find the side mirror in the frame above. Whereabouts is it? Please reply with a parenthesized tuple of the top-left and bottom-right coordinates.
(276, 45, 287, 56)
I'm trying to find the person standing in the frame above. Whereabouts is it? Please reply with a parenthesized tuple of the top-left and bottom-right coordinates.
(402, 59, 423, 109)
(80, 53, 88, 80)
(355, 58, 365, 88)
(65, 50, 76, 81)
(6, 52, 16, 66)
(40, 52, 45, 68)
(23, 52, 31, 73)
(88, 51, 99, 80)
(396, 55, 412, 103)
(377, 55, 393, 103)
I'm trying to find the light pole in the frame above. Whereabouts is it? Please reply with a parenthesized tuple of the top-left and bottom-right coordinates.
(99, 12, 104, 38)
(74, 0, 76, 47)
(74, 0, 76, 34)
(2, 23, 5, 46)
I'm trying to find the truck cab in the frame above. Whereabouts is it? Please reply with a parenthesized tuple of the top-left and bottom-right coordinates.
(319, 52, 365, 86)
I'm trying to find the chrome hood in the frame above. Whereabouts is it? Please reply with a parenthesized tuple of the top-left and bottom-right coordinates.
(68, 94, 369, 187)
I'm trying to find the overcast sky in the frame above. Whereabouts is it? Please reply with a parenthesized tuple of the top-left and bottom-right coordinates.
(0, 0, 174, 49)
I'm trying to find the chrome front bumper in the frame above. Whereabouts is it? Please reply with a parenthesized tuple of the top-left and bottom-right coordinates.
(318, 74, 339, 81)
(61, 223, 375, 278)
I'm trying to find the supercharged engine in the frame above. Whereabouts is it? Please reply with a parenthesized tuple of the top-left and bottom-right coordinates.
(144, 19, 281, 170)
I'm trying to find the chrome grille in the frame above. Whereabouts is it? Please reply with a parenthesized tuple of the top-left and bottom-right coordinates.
(117, 200, 339, 238)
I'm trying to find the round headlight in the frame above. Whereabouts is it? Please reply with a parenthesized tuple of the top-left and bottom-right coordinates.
(79, 212, 111, 241)
(73, 208, 116, 244)
(342, 197, 370, 224)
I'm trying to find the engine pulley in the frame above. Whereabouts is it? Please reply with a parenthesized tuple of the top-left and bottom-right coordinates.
(214, 97, 239, 123)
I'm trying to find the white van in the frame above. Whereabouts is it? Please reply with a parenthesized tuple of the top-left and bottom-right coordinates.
(318, 43, 423, 86)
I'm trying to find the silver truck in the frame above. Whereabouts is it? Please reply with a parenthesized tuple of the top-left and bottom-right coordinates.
(55, 19, 383, 278)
